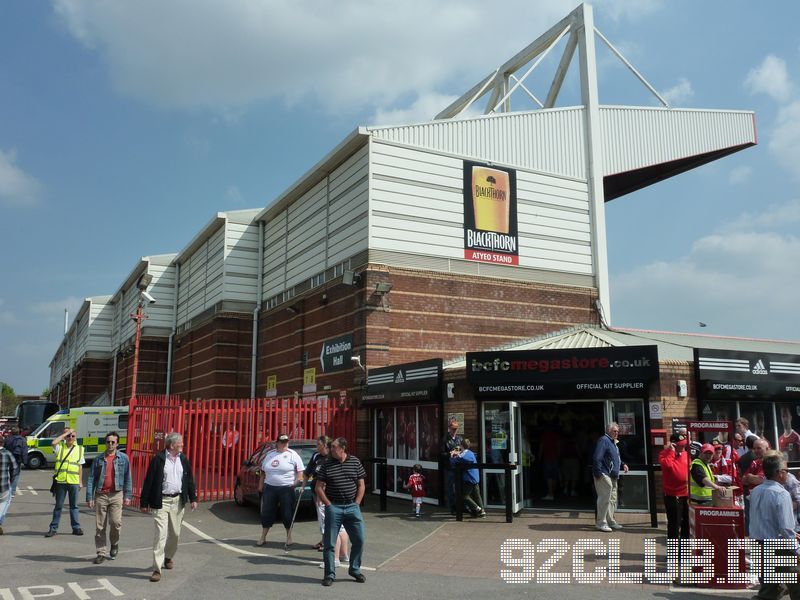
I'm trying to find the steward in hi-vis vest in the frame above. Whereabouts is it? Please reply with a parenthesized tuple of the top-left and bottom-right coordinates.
(45, 428, 86, 537)
(690, 443, 721, 505)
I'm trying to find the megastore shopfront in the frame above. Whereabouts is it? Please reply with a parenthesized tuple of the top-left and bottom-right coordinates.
(694, 348, 800, 462)
(465, 346, 660, 514)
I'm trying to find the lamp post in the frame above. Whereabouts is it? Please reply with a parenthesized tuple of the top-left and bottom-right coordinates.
(129, 272, 153, 403)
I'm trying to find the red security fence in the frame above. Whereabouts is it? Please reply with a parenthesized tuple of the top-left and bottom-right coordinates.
(127, 392, 355, 503)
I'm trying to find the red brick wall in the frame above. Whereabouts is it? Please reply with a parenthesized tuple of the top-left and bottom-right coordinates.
(172, 315, 253, 399)
(70, 358, 111, 407)
(114, 339, 169, 403)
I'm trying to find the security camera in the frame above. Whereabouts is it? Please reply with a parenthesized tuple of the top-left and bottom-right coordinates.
(141, 291, 156, 304)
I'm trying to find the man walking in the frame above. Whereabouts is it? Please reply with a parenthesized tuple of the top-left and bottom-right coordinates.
(439, 418, 463, 514)
(450, 439, 486, 518)
(140, 432, 197, 583)
(46, 428, 85, 537)
(0, 435, 17, 535)
(86, 432, 133, 564)
(592, 422, 628, 532)
(2, 427, 27, 516)
(749, 452, 800, 600)
(316, 437, 367, 587)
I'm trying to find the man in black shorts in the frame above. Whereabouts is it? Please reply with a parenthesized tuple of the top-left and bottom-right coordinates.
(316, 437, 366, 587)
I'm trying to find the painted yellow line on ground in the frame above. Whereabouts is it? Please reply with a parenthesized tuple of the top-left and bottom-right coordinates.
(182, 521, 376, 571)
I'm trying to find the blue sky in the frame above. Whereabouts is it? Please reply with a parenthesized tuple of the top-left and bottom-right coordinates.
(1, 1, 799, 394)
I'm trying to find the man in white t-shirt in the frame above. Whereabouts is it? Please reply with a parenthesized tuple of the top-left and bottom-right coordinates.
(257, 434, 305, 547)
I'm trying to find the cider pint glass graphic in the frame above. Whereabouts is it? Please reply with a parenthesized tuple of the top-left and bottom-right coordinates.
(472, 166, 510, 233)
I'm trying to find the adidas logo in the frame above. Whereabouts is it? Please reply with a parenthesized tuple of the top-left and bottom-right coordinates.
(394, 371, 405, 383)
(752, 359, 769, 375)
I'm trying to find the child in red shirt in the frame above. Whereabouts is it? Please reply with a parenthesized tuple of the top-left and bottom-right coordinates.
(403, 464, 426, 518)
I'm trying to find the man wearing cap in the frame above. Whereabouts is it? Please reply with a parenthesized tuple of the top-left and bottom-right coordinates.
(659, 433, 690, 539)
(439, 418, 463, 515)
(689, 443, 724, 505)
(592, 422, 628, 532)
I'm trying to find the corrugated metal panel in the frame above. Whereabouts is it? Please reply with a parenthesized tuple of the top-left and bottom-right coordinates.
(223, 220, 259, 303)
(369, 141, 593, 278)
(86, 298, 114, 355)
(261, 146, 369, 300)
(369, 108, 586, 180)
(600, 107, 756, 175)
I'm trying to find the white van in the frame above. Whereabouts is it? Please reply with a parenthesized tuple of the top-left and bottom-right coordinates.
(26, 406, 128, 468)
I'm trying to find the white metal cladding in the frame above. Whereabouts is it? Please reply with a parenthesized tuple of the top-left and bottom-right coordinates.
(88, 300, 114, 354)
(600, 107, 756, 175)
(177, 227, 225, 326)
(112, 257, 177, 343)
(369, 141, 593, 276)
(223, 218, 260, 303)
(368, 108, 587, 180)
(261, 145, 369, 299)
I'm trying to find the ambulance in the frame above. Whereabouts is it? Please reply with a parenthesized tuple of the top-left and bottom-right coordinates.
(26, 406, 128, 468)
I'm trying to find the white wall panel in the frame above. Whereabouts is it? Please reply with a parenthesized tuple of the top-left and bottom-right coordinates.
(369, 141, 593, 276)
(369, 108, 587, 180)
(261, 146, 369, 300)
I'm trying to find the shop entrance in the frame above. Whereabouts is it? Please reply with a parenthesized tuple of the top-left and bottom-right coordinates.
(482, 399, 651, 512)
(521, 401, 605, 509)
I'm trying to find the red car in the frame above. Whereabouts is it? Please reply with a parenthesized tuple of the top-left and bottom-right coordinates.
(233, 439, 318, 509)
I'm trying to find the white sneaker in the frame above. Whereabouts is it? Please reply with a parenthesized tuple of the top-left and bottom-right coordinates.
(609, 522, 623, 530)
(597, 525, 612, 532)
(340, 555, 348, 563)
(318, 560, 342, 569)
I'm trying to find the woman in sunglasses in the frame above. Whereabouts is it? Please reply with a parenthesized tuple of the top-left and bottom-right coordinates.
(45, 427, 86, 537)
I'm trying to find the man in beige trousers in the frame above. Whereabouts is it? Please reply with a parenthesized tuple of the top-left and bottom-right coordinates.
(139, 433, 197, 582)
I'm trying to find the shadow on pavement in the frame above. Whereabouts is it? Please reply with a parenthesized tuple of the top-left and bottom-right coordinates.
(63, 565, 154, 580)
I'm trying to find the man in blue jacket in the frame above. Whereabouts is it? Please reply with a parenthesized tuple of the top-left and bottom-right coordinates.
(593, 422, 628, 532)
(86, 431, 132, 564)
(451, 438, 486, 518)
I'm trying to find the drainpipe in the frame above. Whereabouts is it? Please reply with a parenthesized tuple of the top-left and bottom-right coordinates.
(250, 221, 264, 398)
(166, 263, 180, 395)
(67, 329, 74, 409)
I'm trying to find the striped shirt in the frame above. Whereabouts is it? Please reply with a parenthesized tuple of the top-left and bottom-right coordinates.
(317, 454, 366, 505)
(0, 448, 17, 495)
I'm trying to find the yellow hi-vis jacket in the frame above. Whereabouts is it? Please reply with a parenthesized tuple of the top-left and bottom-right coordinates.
(690, 458, 714, 504)
(54, 443, 84, 485)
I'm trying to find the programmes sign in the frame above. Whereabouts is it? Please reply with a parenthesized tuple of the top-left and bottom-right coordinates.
(463, 160, 519, 266)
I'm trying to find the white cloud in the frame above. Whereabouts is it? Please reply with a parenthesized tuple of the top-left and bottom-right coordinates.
(769, 100, 800, 179)
(0, 148, 42, 207)
(745, 54, 793, 102)
(612, 201, 800, 339)
(728, 165, 753, 185)
(224, 185, 244, 207)
(369, 93, 460, 127)
(30, 296, 85, 321)
(594, 0, 663, 22)
(52, 0, 580, 114)
(661, 77, 694, 106)
(720, 198, 800, 233)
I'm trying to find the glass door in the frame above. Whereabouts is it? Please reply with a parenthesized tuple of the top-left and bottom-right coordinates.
(482, 401, 522, 512)
(510, 401, 523, 512)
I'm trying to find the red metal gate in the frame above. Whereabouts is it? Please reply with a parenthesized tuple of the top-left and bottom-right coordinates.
(128, 392, 355, 503)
